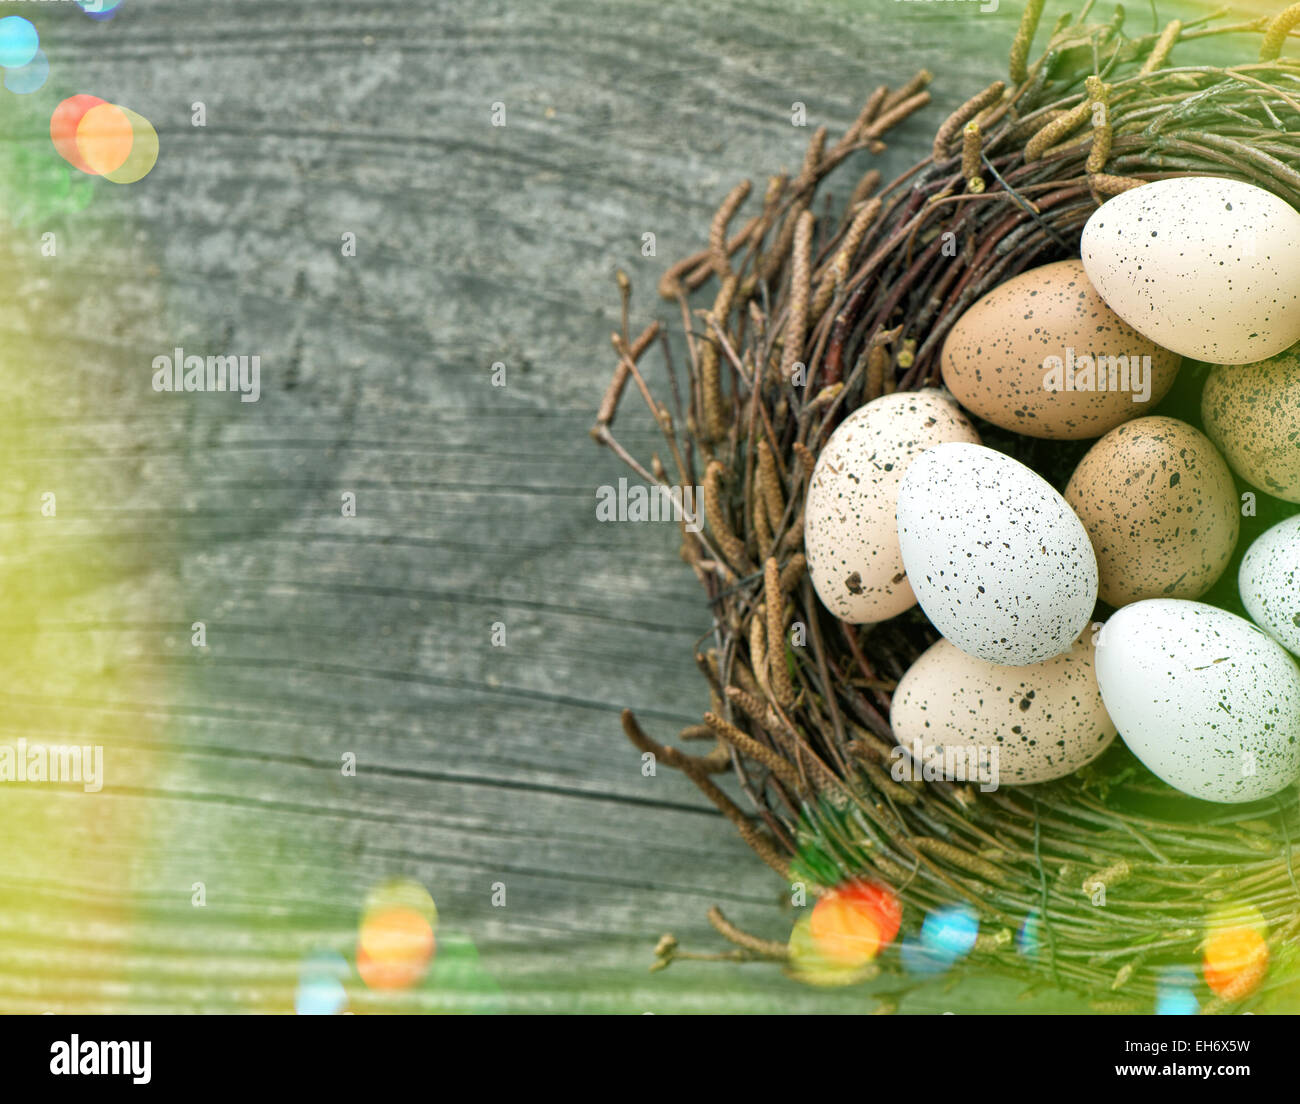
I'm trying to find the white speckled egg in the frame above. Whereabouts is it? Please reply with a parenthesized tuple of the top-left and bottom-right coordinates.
(1081, 177, 1300, 364)
(1095, 599, 1300, 803)
(1240, 516, 1300, 658)
(805, 390, 980, 623)
(890, 636, 1116, 786)
(895, 442, 1098, 665)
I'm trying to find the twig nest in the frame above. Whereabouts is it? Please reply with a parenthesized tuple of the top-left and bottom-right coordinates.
(595, 2, 1300, 1005)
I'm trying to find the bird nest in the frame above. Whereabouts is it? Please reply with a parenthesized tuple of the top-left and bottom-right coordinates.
(591, 2, 1300, 1011)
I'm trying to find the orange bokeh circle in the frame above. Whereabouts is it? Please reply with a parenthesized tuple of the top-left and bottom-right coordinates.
(50, 94, 106, 174)
(51, 95, 160, 183)
(1203, 926, 1269, 1000)
(356, 906, 435, 991)
(809, 881, 901, 967)
(76, 102, 134, 175)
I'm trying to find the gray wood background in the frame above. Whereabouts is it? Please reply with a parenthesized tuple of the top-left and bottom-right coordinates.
(0, 0, 1229, 1013)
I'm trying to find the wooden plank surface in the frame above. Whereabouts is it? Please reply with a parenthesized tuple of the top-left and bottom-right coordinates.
(0, 0, 1230, 1013)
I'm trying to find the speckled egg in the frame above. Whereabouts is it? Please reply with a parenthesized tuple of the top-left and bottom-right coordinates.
(895, 442, 1098, 665)
(1203, 344, 1300, 503)
(1064, 416, 1239, 607)
(1240, 516, 1300, 658)
(805, 390, 980, 623)
(1081, 177, 1300, 364)
(890, 636, 1116, 786)
(1095, 599, 1300, 803)
(941, 259, 1180, 439)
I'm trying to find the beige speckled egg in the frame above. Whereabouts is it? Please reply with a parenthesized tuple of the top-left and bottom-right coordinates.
(1202, 344, 1300, 503)
(1081, 177, 1300, 364)
(1064, 416, 1239, 607)
(941, 259, 1181, 440)
(889, 636, 1116, 786)
(805, 390, 980, 623)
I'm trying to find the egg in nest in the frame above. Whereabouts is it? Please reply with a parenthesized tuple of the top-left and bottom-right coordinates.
(1202, 343, 1300, 503)
(940, 258, 1180, 439)
(896, 442, 1098, 665)
(1095, 599, 1300, 803)
(805, 390, 980, 623)
(890, 636, 1116, 786)
(1064, 416, 1239, 607)
(1239, 516, 1300, 658)
(1081, 177, 1300, 364)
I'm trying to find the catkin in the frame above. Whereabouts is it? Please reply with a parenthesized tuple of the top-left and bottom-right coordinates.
(704, 712, 803, 792)
(932, 80, 1004, 161)
(1141, 20, 1182, 74)
(1083, 860, 1132, 898)
(1085, 76, 1112, 175)
(778, 552, 806, 593)
(756, 439, 785, 532)
(1009, 0, 1046, 83)
(779, 211, 815, 382)
(704, 461, 749, 572)
(913, 837, 1007, 884)
(962, 121, 984, 192)
(699, 274, 737, 441)
(1260, 2, 1300, 61)
(1024, 97, 1090, 161)
(812, 197, 880, 319)
(709, 180, 752, 276)
(765, 558, 796, 707)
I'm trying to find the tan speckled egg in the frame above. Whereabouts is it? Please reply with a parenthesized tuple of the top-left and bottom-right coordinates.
(889, 636, 1116, 786)
(1202, 344, 1300, 503)
(941, 259, 1181, 439)
(804, 390, 980, 623)
(1064, 416, 1239, 607)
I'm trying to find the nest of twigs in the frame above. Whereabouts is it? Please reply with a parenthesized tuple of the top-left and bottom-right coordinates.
(592, 2, 1300, 1011)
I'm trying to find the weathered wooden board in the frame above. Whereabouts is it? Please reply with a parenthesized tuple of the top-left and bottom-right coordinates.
(0, 0, 1233, 1013)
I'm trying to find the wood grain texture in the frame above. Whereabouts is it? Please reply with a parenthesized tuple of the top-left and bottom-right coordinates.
(3, 0, 1232, 1013)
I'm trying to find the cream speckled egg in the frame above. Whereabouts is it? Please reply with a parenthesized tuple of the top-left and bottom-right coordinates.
(895, 442, 1098, 665)
(1203, 345, 1300, 503)
(804, 390, 980, 623)
(1095, 599, 1300, 803)
(1081, 177, 1300, 364)
(1240, 516, 1300, 658)
(941, 259, 1180, 439)
(1064, 416, 1239, 607)
(890, 636, 1116, 785)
